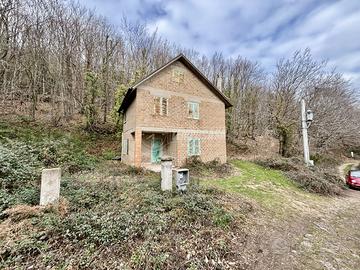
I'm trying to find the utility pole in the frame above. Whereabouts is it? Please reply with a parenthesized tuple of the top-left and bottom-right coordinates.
(301, 99, 314, 166)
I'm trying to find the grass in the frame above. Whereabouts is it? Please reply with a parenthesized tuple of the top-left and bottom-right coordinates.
(203, 160, 305, 209)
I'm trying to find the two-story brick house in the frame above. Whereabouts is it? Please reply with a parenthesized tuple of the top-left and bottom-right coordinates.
(118, 54, 232, 168)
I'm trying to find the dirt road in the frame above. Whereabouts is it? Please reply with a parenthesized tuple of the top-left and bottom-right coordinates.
(252, 162, 360, 270)
(291, 189, 360, 270)
(290, 162, 360, 269)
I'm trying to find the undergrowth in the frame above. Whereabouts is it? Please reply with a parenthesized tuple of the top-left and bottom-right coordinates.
(256, 158, 345, 195)
(0, 168, 247, 269)
(0, 120, 99, 213)
(185, 156, 233, 178)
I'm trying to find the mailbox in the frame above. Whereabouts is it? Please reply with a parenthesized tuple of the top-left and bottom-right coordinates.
(173, 168, 189, 192)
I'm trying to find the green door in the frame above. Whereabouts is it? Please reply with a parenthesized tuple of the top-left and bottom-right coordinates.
(151, 138, 162, 163)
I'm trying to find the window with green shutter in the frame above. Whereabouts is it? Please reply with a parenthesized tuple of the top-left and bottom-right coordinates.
(188, 138, 200, 156)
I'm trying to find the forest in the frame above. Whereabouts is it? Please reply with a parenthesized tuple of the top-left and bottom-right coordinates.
(1, 0, 360, 157)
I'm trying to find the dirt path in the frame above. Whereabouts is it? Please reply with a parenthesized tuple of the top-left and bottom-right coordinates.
(290, 162, 360, 269)
(290, 189, 360, 269)
(251, 162, 360, 270)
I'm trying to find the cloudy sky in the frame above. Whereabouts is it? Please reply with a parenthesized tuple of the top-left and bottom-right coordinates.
(78, 0, 360, 89)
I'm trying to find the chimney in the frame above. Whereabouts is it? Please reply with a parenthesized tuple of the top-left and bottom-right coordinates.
(217, 75, 223, 92)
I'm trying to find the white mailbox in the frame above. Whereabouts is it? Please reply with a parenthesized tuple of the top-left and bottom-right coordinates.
(173, 168, 189, 192)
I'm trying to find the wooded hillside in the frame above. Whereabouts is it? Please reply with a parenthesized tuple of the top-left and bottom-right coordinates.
(1, 0, 359, 157)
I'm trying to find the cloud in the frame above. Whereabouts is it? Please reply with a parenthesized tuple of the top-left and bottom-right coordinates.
(78, 0, 360, 90)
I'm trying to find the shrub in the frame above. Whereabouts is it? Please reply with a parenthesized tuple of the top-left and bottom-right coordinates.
(0, 190, 15, 213)
(0, 142, 41, 190)
(185, 156, 233, 178)
(255, 157, 300, 172)
(285, 170, 343, 195)
(256, 157, 345, 195)
(36, 139, 97, 173)
(15, 187, 40, 206)
(101, 149, 117, 160)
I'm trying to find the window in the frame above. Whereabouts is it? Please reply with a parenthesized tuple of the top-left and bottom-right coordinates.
(173, 69, 184, 83)
(187, 102, 199, 119)
(122, 139, 129, 155)
(188, 138, 200, 156)
(350, 171, 360, 177)
(154, 96, 168, 116)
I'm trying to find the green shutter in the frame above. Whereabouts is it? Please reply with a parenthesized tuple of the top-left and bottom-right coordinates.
(194, 103, 199, 119)
(188, 139, 192, 156)
(194, 139, 200, 155)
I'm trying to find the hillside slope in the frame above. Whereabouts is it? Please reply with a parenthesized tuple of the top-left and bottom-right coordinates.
(1, 120, 359, 269)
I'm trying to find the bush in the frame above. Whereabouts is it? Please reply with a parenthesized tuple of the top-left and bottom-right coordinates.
(0, 142, 41, 190)
(0, 190, 15, 213)
(255, 157, 300, 172)
(185, 156, 233, 178)
(15, 187, 40, 206)
(36, 139, 97, 173)
(310, 153, 340, 167)
(256, 157, 345, 195)
(285, 170, 343, 195)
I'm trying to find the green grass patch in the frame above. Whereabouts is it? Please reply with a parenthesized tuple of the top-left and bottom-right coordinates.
(204, 160, 301, 208)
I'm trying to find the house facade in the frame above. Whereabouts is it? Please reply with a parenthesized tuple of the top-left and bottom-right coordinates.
(118, 54, 232, 168)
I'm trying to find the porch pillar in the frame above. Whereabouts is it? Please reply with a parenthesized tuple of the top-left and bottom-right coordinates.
(134, 128, 142, 167)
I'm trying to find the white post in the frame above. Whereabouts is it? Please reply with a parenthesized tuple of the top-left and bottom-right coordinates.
(217, 75, 222, 92)
(301, 99, 310, 166)
(161, 157, 173, 191)
(40, 168, 61, 206)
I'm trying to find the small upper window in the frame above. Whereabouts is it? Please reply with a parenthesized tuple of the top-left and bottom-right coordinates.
(173, 69, 184, 83)
(187, 102, 199, 119)
(154, 96, 168, 116)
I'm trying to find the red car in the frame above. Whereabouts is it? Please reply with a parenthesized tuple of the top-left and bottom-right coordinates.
(346, 170, 360, 188)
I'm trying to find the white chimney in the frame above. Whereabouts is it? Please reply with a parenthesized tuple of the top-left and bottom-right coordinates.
(217, 75, 222, 92)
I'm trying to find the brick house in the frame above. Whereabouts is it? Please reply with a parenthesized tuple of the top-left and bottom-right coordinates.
(118, 54, 232, 168)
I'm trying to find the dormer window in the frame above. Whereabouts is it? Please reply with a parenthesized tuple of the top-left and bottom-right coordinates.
(154, 96, 168, 116)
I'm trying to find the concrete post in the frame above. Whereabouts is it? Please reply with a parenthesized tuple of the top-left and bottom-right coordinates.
(301, 99, 310, 166)
(161, 157, 173, 191)
(134, 128, 142, 167)
(40, 168, 61, 206)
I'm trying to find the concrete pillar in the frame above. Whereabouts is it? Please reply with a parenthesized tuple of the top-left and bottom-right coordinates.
(134, 128, 142, 167)
(161, 157, 173, 191)
(40, 168, 61, 206)
(176, 132, 183, 166)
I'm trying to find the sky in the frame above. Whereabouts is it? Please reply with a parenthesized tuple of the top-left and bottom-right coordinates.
(78, 0, 360, 89)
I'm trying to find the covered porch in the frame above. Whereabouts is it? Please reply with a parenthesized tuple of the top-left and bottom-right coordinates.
(133, 129, 178, 170)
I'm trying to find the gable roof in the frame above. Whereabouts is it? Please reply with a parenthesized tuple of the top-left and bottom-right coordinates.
(118, 54, 232, 113)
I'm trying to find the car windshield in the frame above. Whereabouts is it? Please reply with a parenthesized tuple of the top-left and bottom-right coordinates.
(350, 171, 360, 178)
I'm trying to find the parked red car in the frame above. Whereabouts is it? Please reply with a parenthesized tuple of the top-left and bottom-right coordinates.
(346, 170, 360, 188)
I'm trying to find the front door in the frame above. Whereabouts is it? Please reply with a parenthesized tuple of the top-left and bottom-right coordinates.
(151, 138, 162, 163)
